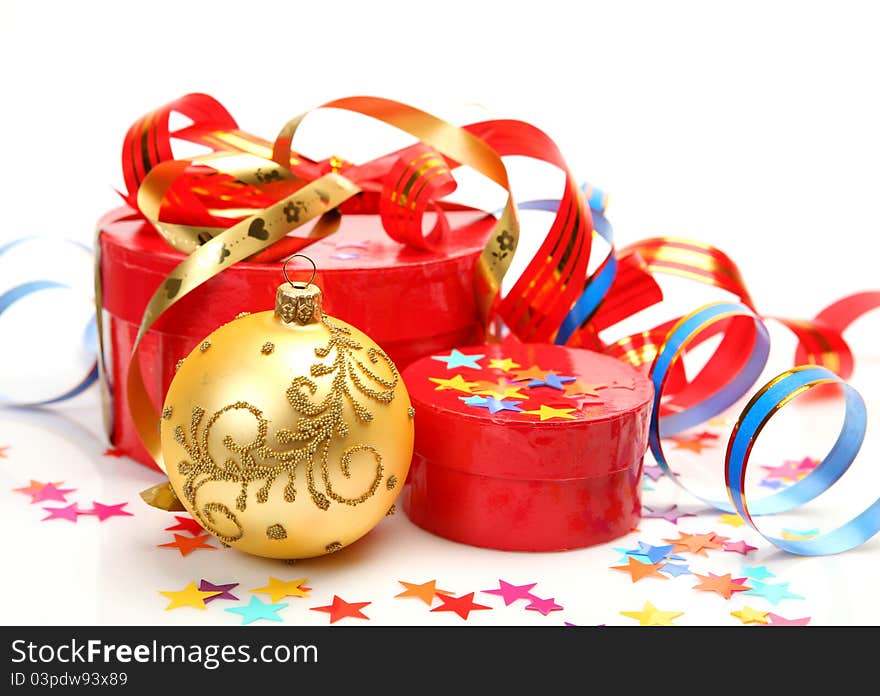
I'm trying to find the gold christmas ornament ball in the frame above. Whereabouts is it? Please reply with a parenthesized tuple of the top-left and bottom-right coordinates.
(159, 280, 414, 559)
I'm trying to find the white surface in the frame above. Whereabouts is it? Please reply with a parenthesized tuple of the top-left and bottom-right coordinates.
(0, 0, 879, 626)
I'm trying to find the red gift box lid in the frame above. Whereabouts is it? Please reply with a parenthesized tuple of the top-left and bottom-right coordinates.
(403, 343, 654, 482)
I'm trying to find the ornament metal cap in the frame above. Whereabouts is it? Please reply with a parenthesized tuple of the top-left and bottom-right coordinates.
(276, 254, 323, 325)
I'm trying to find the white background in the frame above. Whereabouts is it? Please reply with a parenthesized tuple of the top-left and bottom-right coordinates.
(0, 0, 879, 627)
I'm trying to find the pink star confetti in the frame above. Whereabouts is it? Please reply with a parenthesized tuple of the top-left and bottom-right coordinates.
(723, 539, 758, 555)
(482, 580, 538, 606)
(642, 505, 696, 524)
(13, 480, 76, 504)
(766, 613, 811, 626)
(41, 502, 84, 522)
(525, 597, 564, 616)
(85, 501, 134, 521)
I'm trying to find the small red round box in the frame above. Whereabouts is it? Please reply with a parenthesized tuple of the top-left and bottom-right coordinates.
(401, 343, 654, 551)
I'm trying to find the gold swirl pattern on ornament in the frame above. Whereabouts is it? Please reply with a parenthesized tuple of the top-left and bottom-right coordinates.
(168, 316, 399, 541)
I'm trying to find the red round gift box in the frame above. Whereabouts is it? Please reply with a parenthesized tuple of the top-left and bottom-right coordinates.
(98, 205, 493, 470)
(401, 343, 654, 551)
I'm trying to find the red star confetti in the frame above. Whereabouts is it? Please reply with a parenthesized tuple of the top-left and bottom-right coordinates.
(610, 557, 668, 583)
(525, 596, 563, 616)
(310, 595, 371, 623)
(723, 539, 758, 555)
(482, 580, 538, 605)
(164, 515, 206, 535)
(41, 502, 84, 522)
(103, 448, 125, 458)
(693, 431, 721, 442)
(766, 613, 811, 626)
(430, 593, 492, 620)
(158, 533, 217, 556)
(693, 573, 751, 599)
(663, 532, 725, 556)
(85, 502, 133, 521)
(14, 480, 75, 504)
(395, 580, 453, 605)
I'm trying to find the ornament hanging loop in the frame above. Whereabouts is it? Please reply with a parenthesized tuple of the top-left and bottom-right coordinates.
(282, 254, 317, 289)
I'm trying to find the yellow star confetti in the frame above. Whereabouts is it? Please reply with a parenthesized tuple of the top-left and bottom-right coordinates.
(488, 358, 521, 372)
(428, 374, 480, 394)
(521, 404, 577, 421)
(473, 379, 529, 400)
(718, 513, 746, 528)
(250, 577, 310, 602)
(159, 582, 220, 610)
(620, 601, 683, 626)
(731, 606, 769, 625)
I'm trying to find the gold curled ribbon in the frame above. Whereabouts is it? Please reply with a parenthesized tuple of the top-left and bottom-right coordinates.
(127, 173, 360, 474)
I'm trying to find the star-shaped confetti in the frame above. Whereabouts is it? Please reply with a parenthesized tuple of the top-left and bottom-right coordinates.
(718, 513, 746, 528)
(525, 596, 563, 616)
(482, 580, 537, 606)
(41, 502, 83, 522)
(395, 580, 453, 606)
(103, 448, 125, 457)
(250, 577, 310, 602)
(561, 380, 605, 398)
(743, 581, 804, 605)
(487, 357, 520, 372)
(620, 602, 683, 626)
(663, 532, 724, 556)
(431, 349, 484, 370)
(623, 542, 682, 564)
(226, 596, 288, 624)
(743, 566, 775, 581)
(611, 557, 668, 583)
(667, 437, 710, 453)
(199, 580, 239, 603)
(430, 593, 492, 620)
(761, 459, 809, 482)
(158, 533, 217, 556)
(731, 606, 769, 625)
(0, 445, 9, 459)
(85, 501, 134, 521)
(659, 562, 692, 578)
(692, 573, 751, 599)
(428, 374, 480, 394)
(311, 595, 371, 623)
(527, 374, 576, 390)
(509, 365, 554, 382)
(642, 465, 666, 482)
(461, 395, 523, 414)
(642, 504, 696, 524)
(520, 404, 577, 421)
(160, 582, 221, 610)
(473, 378, 529, 400)
(766, 612, 811, 626)
(759, 479, 786, 490)
(14, 480, 76, 504)
(164, 516, 205, 535)
(723, 539, 758, 555)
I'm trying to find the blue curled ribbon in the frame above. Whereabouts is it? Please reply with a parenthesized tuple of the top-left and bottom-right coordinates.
(0, 239, 98, 406)
(649, 300, 880, 555)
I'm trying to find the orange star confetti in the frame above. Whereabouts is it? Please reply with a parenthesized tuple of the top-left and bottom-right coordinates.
(395, 580, 453, 606)
(310, 595, 371, 623)
(693, 573, 751, 599)
(473, 379, 529, 400)
(562, 380, 605, 398)
(0, 445, 9, 459)
(430, 592, 492, 620)
(521, 404, 577, 421)
(488, 358, 521, 372)
(509, 365, 554, 382)
(663, 532, 724, 556)
(668, 437, 710, 453)
(428, 374, 480, 394)
(158, 533, 217, 556)
(610, 557, 668, 583)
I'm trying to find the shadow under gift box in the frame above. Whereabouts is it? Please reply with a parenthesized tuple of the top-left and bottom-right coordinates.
(98, 205, 494, 471)
(400, 343, 654, 551)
